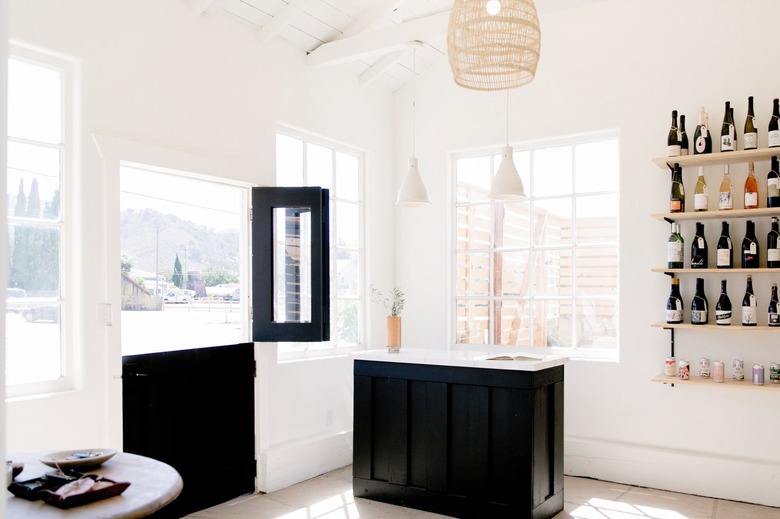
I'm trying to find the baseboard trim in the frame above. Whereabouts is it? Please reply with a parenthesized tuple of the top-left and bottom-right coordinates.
(257, 431, 353, 493)
(565, 436, 780, 507)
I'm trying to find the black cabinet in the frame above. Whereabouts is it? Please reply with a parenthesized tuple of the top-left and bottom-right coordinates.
(353, 360, 564, 519)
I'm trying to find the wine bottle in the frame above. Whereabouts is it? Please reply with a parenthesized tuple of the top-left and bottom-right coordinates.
(716, 279, 732, 325)
(691, 277, 708, 325)
(742, 274, 757, 326)
(769, 283, 780, 327)
(744, 96, 757, 150)
(669, 163, 684, 213)
(693, 107, 710, 155)
(691, 222, 708, 268)
(767, 216, 780, 268)
(741, 220, 759, 268)
(668, 222, 684, 269)
(721, 102, 735, 152)
(694, 167, 707, 211)
(716, 221, 733, 268)
(679, 114, 689, 156)
(744, 162, 758, 209)
(768, 98, 780, 148)
(718, 165, 733, 210)
(731, 107, 737, 150)
(703, 111, 713, 153)
(768, 156, 780, 207)
(667, 110, 681, 157)
(666, 277, 683, 324)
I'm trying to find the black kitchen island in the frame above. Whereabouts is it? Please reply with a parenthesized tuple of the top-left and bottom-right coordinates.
(352, 349, 567, 519)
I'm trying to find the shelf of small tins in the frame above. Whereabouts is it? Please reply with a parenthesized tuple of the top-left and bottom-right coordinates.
(651, 96, 780, 390)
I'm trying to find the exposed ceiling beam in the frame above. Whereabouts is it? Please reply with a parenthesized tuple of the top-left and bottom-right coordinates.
(359, 49, 406, 87)
(342, 0, 409, 38)
(190, 0, 216, 17)
(306, 9, 449, 68)
(257, 0, 316, 45)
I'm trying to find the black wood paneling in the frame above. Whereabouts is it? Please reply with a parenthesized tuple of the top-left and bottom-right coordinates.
(123, 343, 255, 518)
(353, 360, 564, 519)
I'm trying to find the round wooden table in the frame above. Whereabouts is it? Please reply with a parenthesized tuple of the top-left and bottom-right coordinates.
(6, 451, 182, 518)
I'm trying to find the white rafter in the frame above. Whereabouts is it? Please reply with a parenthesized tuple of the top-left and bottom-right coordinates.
(190, 0, 216, 17)
(256, 0, 316, 45)
(342, 0, 409, 38)
(359, 49, 406, 87)
(306, 9, 448, 68)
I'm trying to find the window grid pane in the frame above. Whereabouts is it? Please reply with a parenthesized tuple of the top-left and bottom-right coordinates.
(6, 53, 66, 388)
(277, 132, 364, 352)
(454, 137, 619, 352)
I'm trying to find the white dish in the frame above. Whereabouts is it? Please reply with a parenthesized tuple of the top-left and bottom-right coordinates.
(39, 449, 118, 469)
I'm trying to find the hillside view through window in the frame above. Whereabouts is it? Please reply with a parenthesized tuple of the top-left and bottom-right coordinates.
(120, 166, 248, 354)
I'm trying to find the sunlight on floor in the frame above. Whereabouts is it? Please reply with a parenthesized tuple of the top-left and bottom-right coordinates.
(276, 491, 359, 519)
(571, 497, 689, 519)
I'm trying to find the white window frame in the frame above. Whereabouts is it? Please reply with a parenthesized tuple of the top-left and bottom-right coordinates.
(275, 128, 366, 360)
(6, 44, 76, 397)
(450, 131, 620, 362)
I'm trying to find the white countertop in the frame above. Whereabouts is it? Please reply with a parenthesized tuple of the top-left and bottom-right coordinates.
(352, 348, 568, 372)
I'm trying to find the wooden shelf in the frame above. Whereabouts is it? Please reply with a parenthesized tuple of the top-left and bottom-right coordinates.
(651, 207, 780, 222)
(651, 268, 780, 274)
(651, 322, 780, 330)
(652, 148, 779, 169)
(651, 373, 780, 391)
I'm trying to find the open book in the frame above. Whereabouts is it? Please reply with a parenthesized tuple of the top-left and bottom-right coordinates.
(485, 355, 540, 361)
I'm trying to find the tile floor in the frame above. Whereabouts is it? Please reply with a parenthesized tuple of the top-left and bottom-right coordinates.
(185, 466, 780, 519)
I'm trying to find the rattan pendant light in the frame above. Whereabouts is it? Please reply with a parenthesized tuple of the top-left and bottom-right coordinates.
(447, 0, 542, 91)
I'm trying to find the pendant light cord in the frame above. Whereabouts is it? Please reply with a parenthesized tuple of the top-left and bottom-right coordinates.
(505, 89, 509, 146)
(412, 46, 417, 157)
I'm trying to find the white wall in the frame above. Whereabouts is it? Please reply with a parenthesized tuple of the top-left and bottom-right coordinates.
(399, 0, 780, 507)
(7, 0, 395, 491)
(1, 0, 8, 516)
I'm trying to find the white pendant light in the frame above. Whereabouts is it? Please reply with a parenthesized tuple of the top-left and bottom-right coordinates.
(397, 42, 431, 206)
(490, 91, 526, 200)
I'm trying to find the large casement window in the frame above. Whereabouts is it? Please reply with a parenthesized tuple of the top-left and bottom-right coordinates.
(5, 46, 74, 394)
(275, 131, 364, 354)
(453, 133, 619, 358)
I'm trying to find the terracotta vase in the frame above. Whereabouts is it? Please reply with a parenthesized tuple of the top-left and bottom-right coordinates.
(386, 316, 401, 353)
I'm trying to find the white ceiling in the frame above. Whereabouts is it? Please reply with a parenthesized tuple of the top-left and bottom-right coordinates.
(192, 0, 599, 91)
(192, 0, 454, 91)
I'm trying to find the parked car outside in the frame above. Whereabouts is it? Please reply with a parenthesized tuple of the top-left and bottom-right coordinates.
(163, 289, 195, 303)
(7, 288, 28, 314)
(22, 304, 59, 323)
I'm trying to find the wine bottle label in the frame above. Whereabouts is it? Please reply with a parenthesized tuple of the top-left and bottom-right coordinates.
(769, 130, 780, 148)
(716, 310, 732, 324)
(717, 248, 731, 266)
(691, 256, 705, 267)
(742, 306, 757, 325)
(691, 310, 707, 324)
(694, 193, 708, 210)
(769, 248, 780, 262)
(698, 237, 705, 248)
(695, 136, 706, 153)
(744, 132, 757, 149)
(721, 126, 735, 151)
(769, 312, 780, 325)
(719, 192, 733, 209)
(666, 309, 683, 323)
(670, 199, 682, 212)
(667, 145, 681, 157)
(667, 242, 683, 262)
(768, 178, 780, 197)
(745, 192, 758, 207)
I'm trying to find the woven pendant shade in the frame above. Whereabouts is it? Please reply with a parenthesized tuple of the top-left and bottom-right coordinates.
(447, 0, 541, 91)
